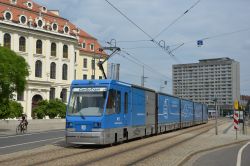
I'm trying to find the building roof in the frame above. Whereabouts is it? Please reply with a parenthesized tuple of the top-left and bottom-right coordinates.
(199, 57, 234, 63)
(0, 0, 107, 57)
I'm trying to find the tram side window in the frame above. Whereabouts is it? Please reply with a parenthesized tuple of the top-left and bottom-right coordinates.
(124, 92, 128, 114)
(116, 91, 121, 114)
(106, 89, 115, 115)
(106, 89, 121, 115)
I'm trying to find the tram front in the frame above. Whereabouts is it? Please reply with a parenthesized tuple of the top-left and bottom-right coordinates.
(66, 84, 108, 145)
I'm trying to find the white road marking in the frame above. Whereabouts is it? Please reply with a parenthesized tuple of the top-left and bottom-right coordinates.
(0, 137, 64, 149)
(0, 130, 64, 139)
(236, 141, 250, 166)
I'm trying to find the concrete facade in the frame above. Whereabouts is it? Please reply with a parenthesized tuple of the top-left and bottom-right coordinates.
(172, 58, 240, 109)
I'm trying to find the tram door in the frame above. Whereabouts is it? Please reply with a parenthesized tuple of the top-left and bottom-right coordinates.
(122, 87, 131, 139)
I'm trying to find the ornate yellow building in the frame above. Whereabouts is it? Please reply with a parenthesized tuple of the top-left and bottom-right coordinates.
(0, 0, 107, 119)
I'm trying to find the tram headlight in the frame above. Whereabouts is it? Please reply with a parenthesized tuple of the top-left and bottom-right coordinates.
(67, 122, 73, 128)
(93, 122, 101, 128)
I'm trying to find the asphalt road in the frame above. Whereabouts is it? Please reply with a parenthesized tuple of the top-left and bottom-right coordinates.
(0, 130, 65, 155)
(193, 142, 250, 166)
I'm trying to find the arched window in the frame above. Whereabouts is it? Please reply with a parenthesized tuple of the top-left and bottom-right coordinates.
(63, 45, 68, 58)
(4, 33, 11, 49)
(51, 43, 56, 56)
(36, 40, 42, 54)
(19, 36, 26, 52)
(62, 64, 68, 80)
(50, 62, 56, 79)
(35, 60, 42, 77)
(60, 88, 67, 103)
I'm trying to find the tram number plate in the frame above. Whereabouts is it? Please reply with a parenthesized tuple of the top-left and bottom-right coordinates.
(81, 125, 86, 131)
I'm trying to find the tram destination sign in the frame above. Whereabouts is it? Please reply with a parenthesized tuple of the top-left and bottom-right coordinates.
(73, 87, 107, 92)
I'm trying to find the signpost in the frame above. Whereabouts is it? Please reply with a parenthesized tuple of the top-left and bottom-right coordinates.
(234, 100, 239, 140)
(234, 112, 239, 140)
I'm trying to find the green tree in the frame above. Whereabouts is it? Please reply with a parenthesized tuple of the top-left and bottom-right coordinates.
(33, 100, 49, 119)
(8, 101, 23, 118)
(33, 99, 66, 119)
(0, 46, 29, 119)
(47, 99, 66, 119)
(0, 101, 23, 119)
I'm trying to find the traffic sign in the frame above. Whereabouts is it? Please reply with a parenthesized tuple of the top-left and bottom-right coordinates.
(234, 100, 239, 110)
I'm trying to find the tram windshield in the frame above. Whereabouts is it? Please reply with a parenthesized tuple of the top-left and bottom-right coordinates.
(68, 87, 107, 116)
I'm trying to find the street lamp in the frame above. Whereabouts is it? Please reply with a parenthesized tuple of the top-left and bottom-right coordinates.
(213, 98, 218, 135)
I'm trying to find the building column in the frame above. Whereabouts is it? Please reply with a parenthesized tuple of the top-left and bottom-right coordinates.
(26, 89, 32, 119)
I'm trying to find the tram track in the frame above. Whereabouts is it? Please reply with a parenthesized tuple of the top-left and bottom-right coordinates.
(37, 121, 223, 166)
(0, 120, 224, 166)
(0, 145, 96, 165)
(78, 121, 224, 165)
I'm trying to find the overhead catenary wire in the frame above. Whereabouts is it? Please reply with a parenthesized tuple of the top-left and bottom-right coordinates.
(153, 0, 202, 39)
(104, 0, 155, 40)
(118, 52, 172, 83)
(120, 50, 172, 80)
(168, 27, 250, 49)
(104, 0, 174, 55)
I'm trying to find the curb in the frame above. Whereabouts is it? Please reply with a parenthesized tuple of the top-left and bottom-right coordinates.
(178, 139, 250, 166)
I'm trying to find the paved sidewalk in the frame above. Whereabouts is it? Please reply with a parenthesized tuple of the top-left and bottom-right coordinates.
(0, 119, 65, 136)
(180, 119, 250, 166)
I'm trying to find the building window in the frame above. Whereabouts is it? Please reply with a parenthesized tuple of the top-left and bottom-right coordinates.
(51, 23, 58, 31)
(63, 26, 70, 34)
(74, 52, 76, 63)
(83, 74, 87, 80)
(62, 64, 68, 80)
(17, 91, 24, 101)
(90, 44, 94, 51)
(63, 45, 68, 58)
(41, 6, 47, 13)
(82, 42, 86, 49)
(4, 11, 12, 21)
(61, 88, 67, 103)
(35, 60, 42, 78)
(50, 62, 56, 79)
(11, 0, 17, 5)
(99, 76, 102, 80)
(36, 18, 44, 28)
(91, 75, 95, 79)
(49, 88, 55, 100)
(19, 15, 27, 24)
(51, 43, 56, 56)
(36, 40, 42, 54)
(19, 36, 26, 52)
(83, 58, 87, 68)
(4, 33, 11, 49)
(91, 59, 95, 69)
(27, 1, 33, 9)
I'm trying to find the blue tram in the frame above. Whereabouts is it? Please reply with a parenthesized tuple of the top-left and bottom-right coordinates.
(65, 80, 208, 145)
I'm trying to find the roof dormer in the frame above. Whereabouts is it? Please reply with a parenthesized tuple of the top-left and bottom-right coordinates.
(10, 0, 17, 5)
(26, 1, 33, 9)
(51, 22, 58, 32)
(40, 6, 47, 13)
(19, 15, 27, 25)
(3, 11, 13, 21)
(63, 24, 70, 34)
(35, 17, 45, 29)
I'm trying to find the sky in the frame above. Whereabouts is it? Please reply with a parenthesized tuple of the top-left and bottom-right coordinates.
(34, 0, 250, 95)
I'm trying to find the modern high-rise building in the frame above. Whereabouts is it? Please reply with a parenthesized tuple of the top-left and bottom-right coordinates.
(172, 58, 240, 110)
